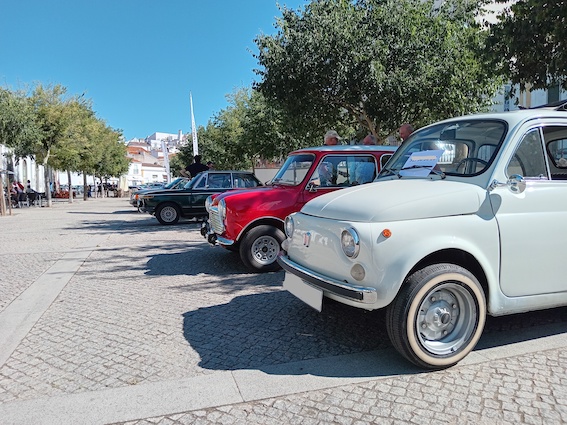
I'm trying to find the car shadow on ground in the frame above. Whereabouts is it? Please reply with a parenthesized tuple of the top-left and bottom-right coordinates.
(182, 293, 401, 376)
(182, 291, 567, 377)
(145, 244, 271, 278)
(70, 215, 204, 235)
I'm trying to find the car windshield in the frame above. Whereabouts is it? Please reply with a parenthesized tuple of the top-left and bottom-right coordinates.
(379, 119, 507, 178)
(271, 154, 315, 186)
(164, 178, 184, 189)
(184, 176, 202, 189)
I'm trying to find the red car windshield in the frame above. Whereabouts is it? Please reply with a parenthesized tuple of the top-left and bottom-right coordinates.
(271, 154, 315, 186)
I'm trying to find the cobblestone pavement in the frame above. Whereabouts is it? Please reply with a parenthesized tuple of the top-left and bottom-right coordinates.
(115, 348, 567, 425)
(1, 198, 567, 424)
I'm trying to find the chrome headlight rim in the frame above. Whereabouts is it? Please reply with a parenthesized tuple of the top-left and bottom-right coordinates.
(341, 227, 360, 258)
(284, 215, 295, 238)
(218, 199, 226, 221)
(205, 195, 213, 213)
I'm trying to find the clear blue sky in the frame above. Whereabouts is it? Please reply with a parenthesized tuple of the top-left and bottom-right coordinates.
(0, 0, 306, 141)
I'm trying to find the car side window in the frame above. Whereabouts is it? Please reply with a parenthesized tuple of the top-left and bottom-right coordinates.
(192, 175, 207, 188)
(380, 154, 392, 169)
(234, 173, 259, 188)
(347, 156, 377, 185)
(543, 126, 567, 180)
(507, 129, 548, 179)
(208, 173, 231, 188)
(308, 155, 348, 187)
(308, 155, 378, 187)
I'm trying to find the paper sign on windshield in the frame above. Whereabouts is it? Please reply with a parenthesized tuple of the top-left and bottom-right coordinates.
(399, 150, 444, 177)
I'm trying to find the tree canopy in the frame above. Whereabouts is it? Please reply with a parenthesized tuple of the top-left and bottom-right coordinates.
(486, 0, 567, 91)
(172, 88, 304, 173)
(254, 0, 503, 142)
(0, 83, 128, 205)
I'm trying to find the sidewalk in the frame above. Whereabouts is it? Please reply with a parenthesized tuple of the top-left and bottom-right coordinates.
(1, 198, 566, 424)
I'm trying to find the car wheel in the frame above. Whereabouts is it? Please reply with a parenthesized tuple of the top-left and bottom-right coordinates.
(386, 263, 486, 370)
(156, 203, 181, 225)
(239, 225, 285, 272)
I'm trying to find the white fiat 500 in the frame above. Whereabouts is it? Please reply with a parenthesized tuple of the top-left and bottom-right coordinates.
(278, 102, 567, 369)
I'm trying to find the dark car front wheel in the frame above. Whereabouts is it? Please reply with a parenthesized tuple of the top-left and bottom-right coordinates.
(156, 203, 181, 225)
(239, 225, 285, 272)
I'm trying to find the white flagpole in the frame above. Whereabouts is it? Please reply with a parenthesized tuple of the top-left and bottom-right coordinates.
(161, 139, 171, 183)
(190, 92, 199, 156)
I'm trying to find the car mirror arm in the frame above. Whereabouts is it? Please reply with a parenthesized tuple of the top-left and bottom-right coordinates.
(488, 175, 526, 194)
(306, 182, 318, 193)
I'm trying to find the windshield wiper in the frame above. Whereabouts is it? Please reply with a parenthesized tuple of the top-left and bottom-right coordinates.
(377, 167, 398, 177)
(399, 165, 446, 179)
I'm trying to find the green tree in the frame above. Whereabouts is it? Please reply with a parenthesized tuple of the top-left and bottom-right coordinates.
(48, 98, 96, 202)
(0, 88, 41, 214)
(255, 0, 502, 141)
(240, 88, 307, 161)
(485, 0, 567, 91)
(0, 88, 41, 158)
(92, 124, 129, 197)
(29, 84, 83, 206)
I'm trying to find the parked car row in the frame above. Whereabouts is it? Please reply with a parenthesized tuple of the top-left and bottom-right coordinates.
(138, 171, 262, 224)
(136, 101, 567, 370)
(129, 177, 189, 209)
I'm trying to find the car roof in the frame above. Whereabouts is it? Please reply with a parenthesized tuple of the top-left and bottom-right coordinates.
(431, 101, 567, 129)
(289, 145, 398, 155)
(195, 170, 257, 174)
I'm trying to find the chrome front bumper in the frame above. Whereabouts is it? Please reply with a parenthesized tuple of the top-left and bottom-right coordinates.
(277, 253, 377, 304)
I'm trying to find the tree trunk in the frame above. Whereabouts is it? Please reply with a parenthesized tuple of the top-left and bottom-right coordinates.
(66, 170, 73, 203)
(43, 162, 52, 208)
(83, 173, 88, 201)
(0, 174, 7, 216)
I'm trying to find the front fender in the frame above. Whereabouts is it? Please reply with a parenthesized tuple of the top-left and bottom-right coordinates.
(369, 214, 500, 309)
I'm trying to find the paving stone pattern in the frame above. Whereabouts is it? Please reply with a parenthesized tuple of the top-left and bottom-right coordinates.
(1, 198, 567, 424)
(114, 347, 567, 425)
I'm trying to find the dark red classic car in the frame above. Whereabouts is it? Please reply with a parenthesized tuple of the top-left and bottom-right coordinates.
(201, 144, 397, 272)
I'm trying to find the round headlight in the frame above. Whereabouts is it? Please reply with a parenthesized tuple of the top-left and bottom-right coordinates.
(341, 228, 360, 258)
(285, 215, 295, 238)
(218, 199, 226, 220)
(205, 195, 213, 213)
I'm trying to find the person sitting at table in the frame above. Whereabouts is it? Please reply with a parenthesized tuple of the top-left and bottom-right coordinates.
(9, 183, 23, 207)
(25, 180, 39, 205)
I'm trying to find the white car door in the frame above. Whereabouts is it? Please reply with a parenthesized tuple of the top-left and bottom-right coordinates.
(495, 125, 567, 297)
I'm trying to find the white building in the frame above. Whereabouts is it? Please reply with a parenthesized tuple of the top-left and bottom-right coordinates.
(126, 139, 170, 187)
(1, 145, 47, 193)
(145, 130, 186, 154)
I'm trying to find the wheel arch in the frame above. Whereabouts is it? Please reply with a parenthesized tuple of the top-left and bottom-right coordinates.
(236, 216, 285, 242)
(156, 200, 184, 214)
(405, 248, 489, 302)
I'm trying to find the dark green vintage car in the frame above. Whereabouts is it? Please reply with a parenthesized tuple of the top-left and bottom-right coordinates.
(139, 170, 262, 225)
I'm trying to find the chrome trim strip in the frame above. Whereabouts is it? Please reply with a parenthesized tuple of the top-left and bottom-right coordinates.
(216, 236, 235, 246)
(277, 253, 377, 304)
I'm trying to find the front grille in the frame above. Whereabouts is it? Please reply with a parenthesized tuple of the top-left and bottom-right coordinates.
(210, 207, 224, 233)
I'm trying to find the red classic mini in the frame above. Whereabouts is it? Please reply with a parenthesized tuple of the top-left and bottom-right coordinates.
(201, 144, 397, 272)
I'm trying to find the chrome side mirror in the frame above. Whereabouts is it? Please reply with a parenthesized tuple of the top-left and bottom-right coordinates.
(507, 174, 526, 194)
(488, 174, 526, 194)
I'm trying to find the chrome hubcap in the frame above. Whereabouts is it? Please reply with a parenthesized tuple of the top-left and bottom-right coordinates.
(251, 235, 279, 265)
(416, 283, 477, 356)
(161, 206, 177, 222)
